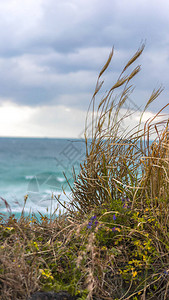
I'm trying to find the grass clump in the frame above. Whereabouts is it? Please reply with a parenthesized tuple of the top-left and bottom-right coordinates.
(0, 45, 169, 299)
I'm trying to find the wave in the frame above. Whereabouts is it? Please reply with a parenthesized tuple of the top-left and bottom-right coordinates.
(25, 175, 35, 180)
(0, 189, 71, 216)
(56, 177, 66, 183)
(25, 173, 66, 183)
(0, 138, 84, 216)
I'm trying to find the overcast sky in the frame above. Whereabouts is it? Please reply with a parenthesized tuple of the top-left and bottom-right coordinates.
(0, 0, 168, 138)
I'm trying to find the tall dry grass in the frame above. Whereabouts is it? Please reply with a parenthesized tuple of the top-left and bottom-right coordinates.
(68, 44, 168, 216)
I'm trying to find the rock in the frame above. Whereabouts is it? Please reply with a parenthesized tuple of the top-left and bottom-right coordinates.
(28, 291, 79, 300)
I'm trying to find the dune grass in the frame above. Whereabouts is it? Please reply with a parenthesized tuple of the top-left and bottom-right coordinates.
(0, 45, 169, 299)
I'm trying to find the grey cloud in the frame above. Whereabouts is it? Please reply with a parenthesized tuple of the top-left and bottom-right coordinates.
(0, 0, 168, 113)
(0, 53, 97, 107)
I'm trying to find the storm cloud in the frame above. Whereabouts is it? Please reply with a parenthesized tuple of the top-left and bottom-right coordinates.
(0, 0, 168, 137)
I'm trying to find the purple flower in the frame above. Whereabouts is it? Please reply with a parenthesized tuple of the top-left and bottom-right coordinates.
(163, 270, 169, 276)
(123, 203, 128, 209)
(112, 227, 117, 232)
(98, 224, 103, 230)
(87, 221, 92, 229)
(87, 216, 98, 229)
(113, 214, 116, 221)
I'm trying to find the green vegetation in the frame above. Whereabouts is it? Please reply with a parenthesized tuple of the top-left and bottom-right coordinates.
(0, 45, 169, 299)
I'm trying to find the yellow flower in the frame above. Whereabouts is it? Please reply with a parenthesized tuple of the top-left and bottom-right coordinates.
(132, 270, 137, 277)
(33, 241, 39, 251)
(101, 246, 107, 251)
(5, 227, 14, 231)
(39, 269, 54, 280)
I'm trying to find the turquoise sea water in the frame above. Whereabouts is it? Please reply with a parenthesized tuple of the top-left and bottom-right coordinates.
(0, 138, 86, 217)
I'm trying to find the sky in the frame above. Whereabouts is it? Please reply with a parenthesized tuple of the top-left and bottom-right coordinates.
(0, 0, 169, 138)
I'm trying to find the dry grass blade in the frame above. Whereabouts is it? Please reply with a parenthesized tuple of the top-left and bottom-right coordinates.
(126, 65, 141, 82)
(0, 196, 11, 213)
(140, 86, 164, 123)
(93, 80, 104, 98)
(120, 43, 145, 77)
(98, 47, 114, 79)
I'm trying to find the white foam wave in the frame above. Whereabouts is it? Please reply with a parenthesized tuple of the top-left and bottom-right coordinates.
(25, 175, 35, 180)
(57, 177, 66, 183)
(0, 187, 71, 216)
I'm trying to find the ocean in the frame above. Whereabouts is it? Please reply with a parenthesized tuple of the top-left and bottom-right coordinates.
(0, 138, 86, 218)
